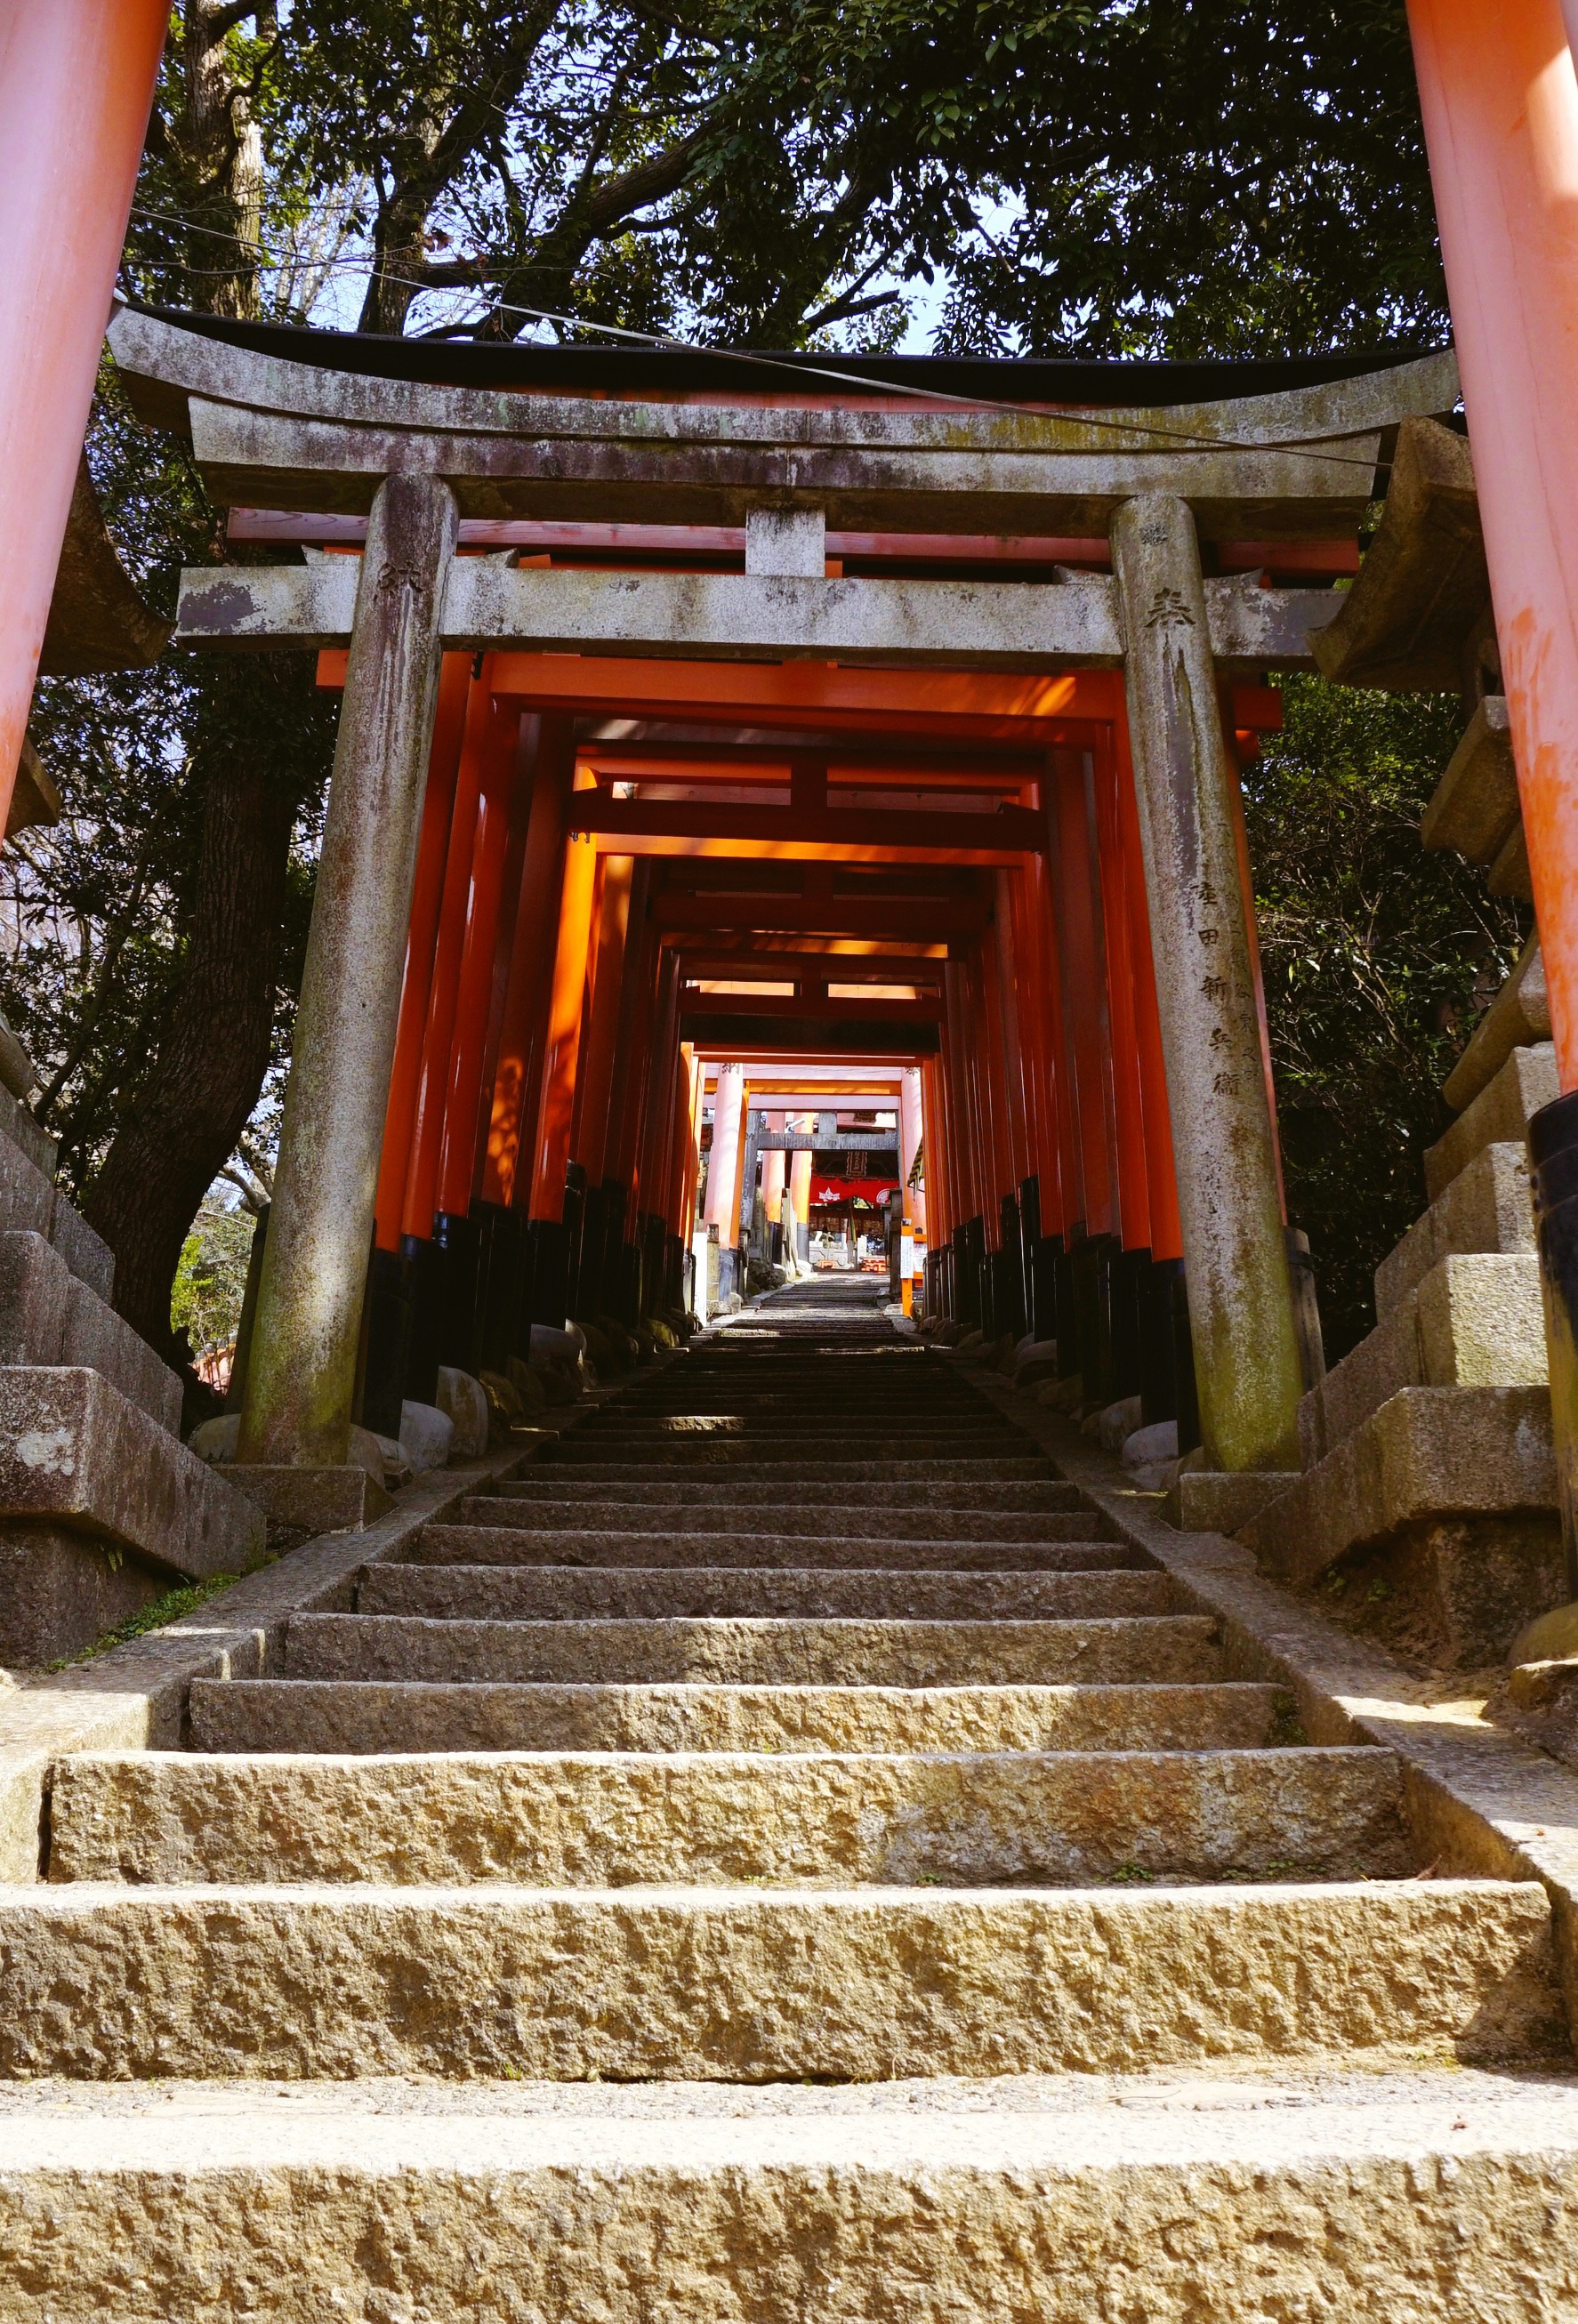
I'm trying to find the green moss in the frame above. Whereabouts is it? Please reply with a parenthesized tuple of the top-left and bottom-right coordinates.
(45, 1572, 242, 1671)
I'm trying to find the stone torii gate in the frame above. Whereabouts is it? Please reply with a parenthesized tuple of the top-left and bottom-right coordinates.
(107, 305, 1456, 1483)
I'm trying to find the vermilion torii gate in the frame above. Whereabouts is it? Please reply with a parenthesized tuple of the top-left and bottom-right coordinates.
(101, 303, 1453, 1481)
(12, 0, 1578, 1511)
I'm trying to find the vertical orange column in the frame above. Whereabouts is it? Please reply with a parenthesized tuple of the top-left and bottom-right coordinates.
(1405, 0, 1578, 1085)
(570, 854, 635, 1185)
(1026, 849, 1079, 1237)
(1113, 712, 1183, 1263)
(1046, 750, 1119, 1236)
(400, 667, 489, 1242)
(436, 670, 522, 1218)
(527, 774, 599, 1221)
(1091, 727, 1154, 1251)
(0, 0, 169, 822)
(373, 654, 471, 1249)
(481, 717, 576, 1207)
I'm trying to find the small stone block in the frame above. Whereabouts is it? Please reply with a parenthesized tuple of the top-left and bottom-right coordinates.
(0, 1128, 54, 1242)
(223, 1465, 392, 1534)
(1421, 695, 1518, 863)
(0, 1522, 166, 1667)
(59, 1277, 181, 1435)
(47, 1194, 114, 1302)
(0, 1230, 68, 1367)
(1426, 1041, 1558, 1202)
(0, 1083, 55, 1179)
(1415, 1253, 1547, 1389)
(1375, 1141, 1534, 1319)
(1171, 1469, 1297, 1536)
(1241, 1386, 1556, 1590)
(0, 1366, 262, 1580)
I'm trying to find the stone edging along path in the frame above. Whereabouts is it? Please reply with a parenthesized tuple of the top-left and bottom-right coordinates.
(956, 1349, 1578, 2015)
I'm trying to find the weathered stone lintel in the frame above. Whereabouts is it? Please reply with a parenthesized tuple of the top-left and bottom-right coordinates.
(174, 558, 1340, 671)
(109, 303, 1460, 460)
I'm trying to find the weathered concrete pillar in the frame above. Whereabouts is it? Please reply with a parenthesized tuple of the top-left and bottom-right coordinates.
(238, 474, 458, 1465)
(1111, 493, 1302, 1472)
(789, 1144, 813, 1267)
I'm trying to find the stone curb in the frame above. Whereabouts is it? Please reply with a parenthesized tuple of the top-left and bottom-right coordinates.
(953, 1349, 1578, 2023)
(0, 1364, 673, 1881)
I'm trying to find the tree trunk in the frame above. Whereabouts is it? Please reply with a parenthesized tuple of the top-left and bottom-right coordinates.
(84, 663, 309, 1355)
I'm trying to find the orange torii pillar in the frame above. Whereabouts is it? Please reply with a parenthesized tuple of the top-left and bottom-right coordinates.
(601, 881, 662, 1311)
(0, 0, 168, 826)
(567, 853, 636, 1320)
(523, 775, 600, 1329)
(704, 1061, 746, 1307)
(787, 1138, 813, 1272)
(481, 716, 578, 1213)
(1406, 0, 1578, 1588)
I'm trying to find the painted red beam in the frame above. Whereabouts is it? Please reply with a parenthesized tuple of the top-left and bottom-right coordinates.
(651, 892, 991, 938)
(568, 792, 1043, 859)
(236, 508, 1361, 580)
(680, 991, 940, 1023)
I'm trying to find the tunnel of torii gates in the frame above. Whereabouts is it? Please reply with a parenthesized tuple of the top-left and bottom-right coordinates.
(21, 4, 1578, 1530)
(96, 302, 1464, 1485)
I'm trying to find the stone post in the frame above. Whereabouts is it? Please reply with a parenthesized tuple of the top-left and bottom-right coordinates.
(238, 474, 458, 1465)
(1110, 493, 1303, 1473)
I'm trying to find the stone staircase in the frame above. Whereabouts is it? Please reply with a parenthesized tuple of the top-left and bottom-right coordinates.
(0, 1276, 1574, 2316)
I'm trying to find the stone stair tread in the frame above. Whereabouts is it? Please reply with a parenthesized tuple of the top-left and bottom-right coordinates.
(525, 1450, 1055, 1468)
(5, 2063, 1575, 2312)
(187, 1675, 1283, 1755)
(282, 1610, 1226, 1685)
(412, 1524, 1125, 1572)
(452, 1500, 1108, 1543)
(489, 1478, 1084, 1508)
(355, 1564, 1177, 1621)
(47, 1744, 1410, 1886)
(0, 1882, 1556, 2081)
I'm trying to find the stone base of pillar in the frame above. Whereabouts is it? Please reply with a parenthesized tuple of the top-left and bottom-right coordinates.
(225, 1464, 393, 1537)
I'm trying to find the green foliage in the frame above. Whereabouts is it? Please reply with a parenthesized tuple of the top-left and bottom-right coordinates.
(171, 1196, 258, 1365)
(1244, 679, 1526, 1360)
(44, 1570, 244, 1670)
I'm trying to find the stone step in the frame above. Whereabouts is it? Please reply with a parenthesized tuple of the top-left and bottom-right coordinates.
(539, 1439, 1028, 1466)
(5, 2063, 1571, 2312)
(523, 1457, 1056, 1481)
(0, 1882, 1554, 2084)
(50, 1745, 1409, 1886)
(453, 1496, 1107, 1544)
(491, 1476, 1083, 1510)
(1373, 1139, 1534, 1320)
(416, 1524, 1125, 1573)
(283, 1611, 1225, 1687)
(188, 1676, 1283, 1757)
(357, 1563, 1176, 1624)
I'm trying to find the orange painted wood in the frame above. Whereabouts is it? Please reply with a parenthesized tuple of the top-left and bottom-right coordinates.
(526, 771, 600, 1221)
(1046, 751, 1118, 1237)
(481, 717, 577, 1208)
(0, 0, 168, 823)
(437, 671, 523, 1218)
(1407, 0, 1578, 1085)
(373, 653, 471, 1250)
(1112, 713, 1184, 1263)
(1091, 728, 1154, 1252)
(399, 667, 489, 1241)
(570, 853, 636, 1184)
